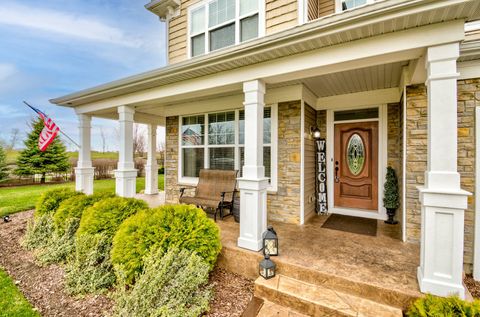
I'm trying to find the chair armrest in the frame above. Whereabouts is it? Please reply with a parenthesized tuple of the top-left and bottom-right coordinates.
(220, 190, 236, 202)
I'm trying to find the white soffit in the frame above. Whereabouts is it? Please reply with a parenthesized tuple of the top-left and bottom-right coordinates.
(302, 61, 408, 97)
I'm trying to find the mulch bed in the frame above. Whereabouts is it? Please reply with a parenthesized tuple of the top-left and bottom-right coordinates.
(465, 274, 480, 299)
(0, 210, 253, 317)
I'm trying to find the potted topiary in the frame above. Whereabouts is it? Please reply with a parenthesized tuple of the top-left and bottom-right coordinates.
(383, 166, 399, 224)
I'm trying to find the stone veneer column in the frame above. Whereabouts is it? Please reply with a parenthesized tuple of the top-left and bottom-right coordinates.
(114, 106, 137, 197)
(417, 42, 470, 299)
(75, 114, 94, 195)
(238, 80, 269, 251)
(144, 124, 159, 195)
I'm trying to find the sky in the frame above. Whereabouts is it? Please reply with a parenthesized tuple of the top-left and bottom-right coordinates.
(0, 0, 167, 151)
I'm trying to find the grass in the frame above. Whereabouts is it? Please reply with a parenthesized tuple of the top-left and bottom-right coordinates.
(0, 175, 164, 217)
(0, 269, 40, 317)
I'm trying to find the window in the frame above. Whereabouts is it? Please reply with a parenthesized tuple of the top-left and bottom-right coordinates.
(189, 0, 263, 57)
(340, 0, 373, 11)
(180, 106, 276, 189)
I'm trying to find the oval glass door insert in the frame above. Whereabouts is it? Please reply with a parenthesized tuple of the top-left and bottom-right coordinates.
(346, 133, 365, 175)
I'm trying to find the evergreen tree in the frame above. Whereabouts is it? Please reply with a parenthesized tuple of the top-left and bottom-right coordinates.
(0, 144, 8, 181)
(15, 118, 70, 183)
(383, 166, 400, 209)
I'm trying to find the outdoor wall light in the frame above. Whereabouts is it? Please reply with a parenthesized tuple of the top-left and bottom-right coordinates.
(311, 126, 321, 140)
(259, 254, 276, 279)
(262, 225, 278, 256)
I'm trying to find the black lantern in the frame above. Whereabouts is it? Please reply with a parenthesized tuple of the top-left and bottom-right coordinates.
(3, 215, 10, 223)
(259, 254, 276, 279)
(263, 225, 278, 256)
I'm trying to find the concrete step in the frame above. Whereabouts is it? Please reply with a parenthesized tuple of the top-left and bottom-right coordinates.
(257, 300, 310, 317)
(255, 275, 404, 317)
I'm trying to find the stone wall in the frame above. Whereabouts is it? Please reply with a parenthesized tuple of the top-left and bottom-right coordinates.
(165, 116, 180, 203)
(387, 103, 403, 228)
(405, 81, 478, 271)
(267, 100, 302, 223)
(164, 101, 302, 224)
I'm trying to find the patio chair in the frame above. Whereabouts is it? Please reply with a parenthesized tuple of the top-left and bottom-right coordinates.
(179, 169, 238, 221)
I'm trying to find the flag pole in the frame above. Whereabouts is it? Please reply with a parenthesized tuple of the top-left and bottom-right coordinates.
(23, 101, 81, 149)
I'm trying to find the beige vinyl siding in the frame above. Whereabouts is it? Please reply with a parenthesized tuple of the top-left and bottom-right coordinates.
(168, 0, 201, 64)
(266, 0, 298, 34)
(304, 104, 317, 223)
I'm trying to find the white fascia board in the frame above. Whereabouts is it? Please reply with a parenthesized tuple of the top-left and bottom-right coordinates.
(161, 84, 303, 117)
(74, 20, 464, 115)
(458, 60, 480, 80)
(316, 87, 401, 109)
(90, 112, 166, 126)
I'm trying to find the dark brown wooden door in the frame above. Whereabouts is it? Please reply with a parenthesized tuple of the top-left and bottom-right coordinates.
(334, 121, 378, 210)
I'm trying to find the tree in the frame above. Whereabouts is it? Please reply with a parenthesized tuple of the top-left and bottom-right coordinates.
(99, 127, 107, 153)
(15, 118, 70, 183)
(133, 124, 146, 157)
(0, 144, 8, 181)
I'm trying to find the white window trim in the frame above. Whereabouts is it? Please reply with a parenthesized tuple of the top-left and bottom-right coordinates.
(187, 0, 266, 59)
(335, 0, 375, 13)
(178, 104, 278, 192)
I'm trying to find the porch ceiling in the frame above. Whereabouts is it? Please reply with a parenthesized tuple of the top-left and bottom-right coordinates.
(301, 61, 408, 97)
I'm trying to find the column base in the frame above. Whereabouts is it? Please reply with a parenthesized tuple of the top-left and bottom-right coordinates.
(417, 186, 470, 299)
(417, 267, 465, 299)
(237, 177, 269, 252)
(75, 167, 94, 195)
(114, 169, 137, 198)
(144, 164, 159, 195)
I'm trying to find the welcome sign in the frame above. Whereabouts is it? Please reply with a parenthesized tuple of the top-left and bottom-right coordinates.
(315, 139, 328, 214)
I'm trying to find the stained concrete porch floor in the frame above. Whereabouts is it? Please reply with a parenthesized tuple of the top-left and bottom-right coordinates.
(217, 214, 421, 308)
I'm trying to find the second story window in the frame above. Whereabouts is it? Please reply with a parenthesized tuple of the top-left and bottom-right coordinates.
(189, 0, 262, 58)
(341, 0, 373, 11)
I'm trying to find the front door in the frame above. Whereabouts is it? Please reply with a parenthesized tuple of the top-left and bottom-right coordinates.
(334, 121, 378, 211)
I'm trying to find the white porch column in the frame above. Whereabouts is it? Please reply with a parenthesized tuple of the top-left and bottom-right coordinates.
(417, 42, 470, 299)
(145, 124, 159, 195)
(75, 114, 94, 195)
(237, 79, 269, 251)
(114, 106, 137, 197)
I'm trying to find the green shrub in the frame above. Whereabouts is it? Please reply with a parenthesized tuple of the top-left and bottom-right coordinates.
(77, 197, 147, 241)
(35, 188, 81, 218)
(36, 218, 80, 265)
(65, 233, 116, 295)
(111, 204, 221, 284)
(54, 192, 115, 234)
(407, 294, 480, 317)
(22, 214, 55, 251)
(113, 247, 212, 317)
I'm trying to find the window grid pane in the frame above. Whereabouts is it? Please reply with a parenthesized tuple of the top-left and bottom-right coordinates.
(239, 146, 271, 180)
(209, 23, 235, 51)
(208, 111, 235, 145)
(240, 14, 259, 42)
(209, 0, 235, 28)
(209, 147, 235, 170)
(182, 115, 205, 146)
(343, 0, 367, 10)
(190, 7, 205, 34)
(191, 34, 205, 57)
(239, 108, 271, 145)
(240, 0, 258, 16)
(183, 148, 204, 177)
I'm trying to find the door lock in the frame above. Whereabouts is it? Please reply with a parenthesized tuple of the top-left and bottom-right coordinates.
(335, 161, 339, 183)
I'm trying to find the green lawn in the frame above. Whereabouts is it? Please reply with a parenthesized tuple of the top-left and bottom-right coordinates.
(0, 269, 40, 317)
(0, 176, 164, 217)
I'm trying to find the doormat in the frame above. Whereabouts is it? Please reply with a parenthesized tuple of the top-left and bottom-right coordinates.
(322, 214, 377, 236)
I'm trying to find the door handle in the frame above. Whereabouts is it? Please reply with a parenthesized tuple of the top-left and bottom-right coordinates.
(335, 161, 339, 183)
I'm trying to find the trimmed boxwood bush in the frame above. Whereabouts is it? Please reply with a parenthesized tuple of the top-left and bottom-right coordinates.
(113, 247, 212, 317)
(77, 197, 148, 241)
(407, 294, 480, 317)
(111, 204, 221, 284)
(35, 188, 81, 218)
(54, 192, 115, 234)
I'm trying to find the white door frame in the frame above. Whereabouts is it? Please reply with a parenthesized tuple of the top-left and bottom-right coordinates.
(326, 104, 388, 220)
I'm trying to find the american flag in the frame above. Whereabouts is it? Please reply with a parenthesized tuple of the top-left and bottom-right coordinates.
(26, 104, 60, 152)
